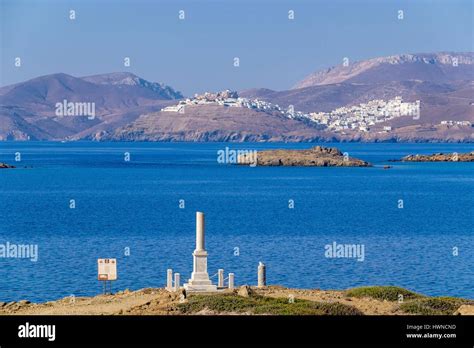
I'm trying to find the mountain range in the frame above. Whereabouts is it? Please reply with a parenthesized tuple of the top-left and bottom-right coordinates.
(1, 52, 473, 142)
(0, 72, 182, 141)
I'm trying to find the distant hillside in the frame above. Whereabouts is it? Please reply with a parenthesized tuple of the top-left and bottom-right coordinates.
(82, 72, 183, 100)
(240, 52, 474, 142)
(241, 80, 474, 120)
(293, 52, 474, 88)
(95, 104, 326, 142)
(1, 52, 473, 142)
(0, 73, 182, 140)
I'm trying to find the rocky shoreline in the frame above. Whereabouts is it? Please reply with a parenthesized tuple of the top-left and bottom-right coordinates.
(238, 146, 371, 167)
(401, 151, 474, 162)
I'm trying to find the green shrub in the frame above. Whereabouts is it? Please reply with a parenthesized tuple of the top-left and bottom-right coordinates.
(345, 286, 423, 301)
(177, 293, 362, 315)
(178, 294, 252, 313)
(400, 297, 472, 315)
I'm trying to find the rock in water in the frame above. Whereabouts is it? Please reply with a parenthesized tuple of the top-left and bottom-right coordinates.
(238, 146, 371, 167)
(0, 162, 16, 169)
(401, 152, 474, 162)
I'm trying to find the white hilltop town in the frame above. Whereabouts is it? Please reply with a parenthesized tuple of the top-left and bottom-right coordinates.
(161, 90, 425, 134)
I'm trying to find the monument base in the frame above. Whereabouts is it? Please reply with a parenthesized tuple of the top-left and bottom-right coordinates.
(184, 250, 218, 292)
(183, 283, 218, 292)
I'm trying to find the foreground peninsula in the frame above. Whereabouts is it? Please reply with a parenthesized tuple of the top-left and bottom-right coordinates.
(1, 286, 472, 316)
(239, 146, 371, 167)
(401, 151, 474, 162)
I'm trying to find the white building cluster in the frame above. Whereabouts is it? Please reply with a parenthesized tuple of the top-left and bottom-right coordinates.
(161, 91, 421, 133)
(308, 97, 420, 132)
(161, 90, 293, 114)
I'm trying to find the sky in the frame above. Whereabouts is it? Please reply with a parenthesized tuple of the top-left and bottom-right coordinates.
(0, 0, 473, 95)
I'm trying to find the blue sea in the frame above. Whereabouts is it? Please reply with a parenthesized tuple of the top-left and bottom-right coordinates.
(0, 142, 473, 302)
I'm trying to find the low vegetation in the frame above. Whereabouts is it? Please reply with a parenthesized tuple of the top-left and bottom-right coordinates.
(400, 297, 473, 315)
(345, 286, 423, 301)
(177, 293, 363, 315)
(345, 286, 472, 315)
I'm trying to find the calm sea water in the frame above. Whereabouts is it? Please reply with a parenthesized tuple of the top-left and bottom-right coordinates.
(0, 142, 473, 302)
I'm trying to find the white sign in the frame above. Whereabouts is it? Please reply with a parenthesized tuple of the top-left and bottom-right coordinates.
(97, 258, 117, 281)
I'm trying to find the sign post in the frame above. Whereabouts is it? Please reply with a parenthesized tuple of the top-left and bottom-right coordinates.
(97, 258, 117, 294)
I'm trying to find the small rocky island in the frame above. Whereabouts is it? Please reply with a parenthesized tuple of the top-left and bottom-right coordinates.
(401, 151, 474, 162)
(239, 146, 371, 167)
(0, 162, 15, 169)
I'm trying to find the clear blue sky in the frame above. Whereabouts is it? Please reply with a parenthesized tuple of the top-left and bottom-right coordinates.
(1, 0, 473, 95)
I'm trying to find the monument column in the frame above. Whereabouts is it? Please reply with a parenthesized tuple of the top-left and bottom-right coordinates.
(196, 212, 205, 251)
(184, 212, 217, 292)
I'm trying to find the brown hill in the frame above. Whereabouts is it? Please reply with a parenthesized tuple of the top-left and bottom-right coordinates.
(0, 73, 181, 140)
(95, 104, 326, 142)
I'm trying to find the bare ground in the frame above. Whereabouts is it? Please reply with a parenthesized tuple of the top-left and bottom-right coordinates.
(1, 286, 473, 316)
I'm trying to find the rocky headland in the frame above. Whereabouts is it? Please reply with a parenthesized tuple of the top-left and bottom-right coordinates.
(401, 151, 474, 162)
(239, 146, 371, 167)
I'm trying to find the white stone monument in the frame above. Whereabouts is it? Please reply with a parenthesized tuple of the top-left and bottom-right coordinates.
(258, 261, 266, 288)
(184, 212, 218, 292)
(174, 273, 180, 291)
(218, 269, 224, 288)
(166, 269, 173, 291)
